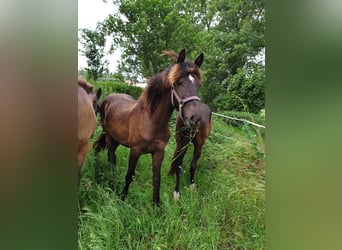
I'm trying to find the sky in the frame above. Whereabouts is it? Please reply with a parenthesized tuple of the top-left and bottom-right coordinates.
(78, 0, 120, 72)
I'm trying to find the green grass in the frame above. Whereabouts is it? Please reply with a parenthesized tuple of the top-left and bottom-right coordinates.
(78, 116, 265, 249)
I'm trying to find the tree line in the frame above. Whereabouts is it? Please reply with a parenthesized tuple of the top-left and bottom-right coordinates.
(79, 0, 265, 114)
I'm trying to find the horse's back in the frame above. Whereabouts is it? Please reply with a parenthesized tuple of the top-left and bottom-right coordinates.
(104, 93, 135, 103)
(102, 93, 137, 119)
(102, 93, 135, 112)
(199, 103, 211, 124)
(78, 86, 97, 143)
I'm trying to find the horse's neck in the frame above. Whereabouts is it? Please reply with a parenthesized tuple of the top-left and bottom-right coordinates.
(150, 91, 174, 126)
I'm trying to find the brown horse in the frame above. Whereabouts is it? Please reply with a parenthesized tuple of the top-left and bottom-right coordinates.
(94, 49, 204, 205)
(169, 102, 212, 200)
(78, 79, 101, 185)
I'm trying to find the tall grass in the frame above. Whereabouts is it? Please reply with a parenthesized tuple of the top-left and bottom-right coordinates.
(78, 115, 265, 249)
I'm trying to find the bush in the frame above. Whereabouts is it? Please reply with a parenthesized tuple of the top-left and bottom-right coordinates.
(94, 81, 143, 100)
(205, 63, 265, 114)
(79, 112, 265, 249)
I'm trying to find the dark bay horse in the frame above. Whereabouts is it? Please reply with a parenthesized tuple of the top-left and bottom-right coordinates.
(78, 79, 101, 185)
(94, 49, 204, 205)
(169, 102, 212, 200)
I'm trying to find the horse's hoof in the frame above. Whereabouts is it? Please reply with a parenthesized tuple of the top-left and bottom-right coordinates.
(109, 159, 116, 165)
(173, 191, 180, 201)
(153, 201, 161, 207)
(189, 183, 196, 193)
(120, 192, 126, 201)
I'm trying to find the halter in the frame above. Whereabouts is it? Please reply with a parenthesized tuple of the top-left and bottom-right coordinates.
(171, 85, 200, 120)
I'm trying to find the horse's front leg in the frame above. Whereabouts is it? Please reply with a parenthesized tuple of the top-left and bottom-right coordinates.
(169, 129, 189, 200)
(151, 149, 165, 206)
(189, 140, 203, 192)
(121, 149, 140, 200)
(171, 144, 188, 200)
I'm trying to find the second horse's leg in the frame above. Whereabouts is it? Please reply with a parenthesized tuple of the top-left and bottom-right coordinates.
(189, 140, 203, 192)
(171, 145, 188, 200)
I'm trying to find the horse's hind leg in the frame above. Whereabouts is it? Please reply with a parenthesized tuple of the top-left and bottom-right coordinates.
(106, 135, 119, 165)
(78, 141, 89, 185)
(93, 132, 106, 155)
(120, 149, 140, 201)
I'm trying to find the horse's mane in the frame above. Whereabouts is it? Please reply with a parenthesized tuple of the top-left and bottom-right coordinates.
(138, 68, 172, 114)
(78, 79, 94, 94)
(138, 51, 202, 115)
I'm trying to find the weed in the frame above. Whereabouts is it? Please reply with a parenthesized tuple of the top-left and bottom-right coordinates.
(78, 115, 265, 249)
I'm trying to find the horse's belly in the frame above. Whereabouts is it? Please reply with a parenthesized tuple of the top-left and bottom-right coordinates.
(78, 107, 96, 141)
(106, 123, 131, 146)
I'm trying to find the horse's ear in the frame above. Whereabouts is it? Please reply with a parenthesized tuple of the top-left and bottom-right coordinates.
(177, 49, 186, 63)
(195, 53, 204, 68)
(97, 88, 102, 99)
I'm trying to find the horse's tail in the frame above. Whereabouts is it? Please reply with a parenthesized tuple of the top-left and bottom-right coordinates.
(93, 132, 106, 154)
(168, 163, 178, 176)
(99, 98, 108, 124)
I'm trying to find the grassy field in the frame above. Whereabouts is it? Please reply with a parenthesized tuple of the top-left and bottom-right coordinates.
(78, 113, 265, 249)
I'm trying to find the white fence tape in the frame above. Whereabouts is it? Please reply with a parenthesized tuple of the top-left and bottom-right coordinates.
(212, 112, 265, 129)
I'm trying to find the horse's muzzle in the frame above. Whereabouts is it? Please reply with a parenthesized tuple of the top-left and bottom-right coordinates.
(184, 115, 201, 129)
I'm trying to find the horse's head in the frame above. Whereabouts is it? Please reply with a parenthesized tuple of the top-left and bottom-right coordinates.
(168, 49, 204, 129)
(90, 88, 102, 114)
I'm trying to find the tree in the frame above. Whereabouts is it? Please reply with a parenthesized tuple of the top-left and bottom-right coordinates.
(78, 68, 87, 79)
(99, 0, 265, 113)
(199, 0, 265, 112)
(101, 0, 204, 81)
(214, 62, 265, 113)
(79, 28, 109, 81)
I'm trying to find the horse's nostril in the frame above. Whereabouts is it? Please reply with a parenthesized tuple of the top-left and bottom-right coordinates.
(191, 115, 199, 124)
(184, 115, 199, 128)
